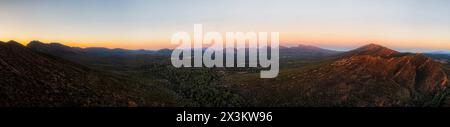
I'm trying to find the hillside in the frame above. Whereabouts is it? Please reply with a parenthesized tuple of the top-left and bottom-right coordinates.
(26, 41, 247, 107)
(7, 40, 449, 107)
(0, 41, 178, 107)
(229, 44, 449, 107)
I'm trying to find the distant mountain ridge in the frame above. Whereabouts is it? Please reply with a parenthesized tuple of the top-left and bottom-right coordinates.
(27, 41, 171, 66)
(26, 41, 342, 66)
(27, 40, 171, 55)
(280, 44, 341, 58)
(428, 51, 450, 55)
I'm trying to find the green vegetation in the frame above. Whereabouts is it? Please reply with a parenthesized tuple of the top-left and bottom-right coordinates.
(140, 63, 246, 107)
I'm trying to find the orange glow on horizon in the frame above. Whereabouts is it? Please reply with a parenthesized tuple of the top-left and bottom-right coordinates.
(1, 31, 449, 50)
(1, 0, 450, 51)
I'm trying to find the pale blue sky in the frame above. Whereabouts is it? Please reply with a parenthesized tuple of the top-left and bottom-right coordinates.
(0, 0, 449, 52)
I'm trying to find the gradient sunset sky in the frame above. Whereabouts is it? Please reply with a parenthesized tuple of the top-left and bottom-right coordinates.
(0, 0, 449, 52)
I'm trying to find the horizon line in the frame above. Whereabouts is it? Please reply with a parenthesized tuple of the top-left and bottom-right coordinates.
(2, 39, 449, 53)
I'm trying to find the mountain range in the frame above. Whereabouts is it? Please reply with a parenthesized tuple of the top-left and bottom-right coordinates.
(27, 41, 171, 66)
(1, 40, 449, 107)
(0, 40, 177, 106)
(428, 51, 450, 55)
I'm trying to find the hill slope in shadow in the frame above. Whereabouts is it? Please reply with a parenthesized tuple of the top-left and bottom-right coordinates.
(0, 41, 178, 107)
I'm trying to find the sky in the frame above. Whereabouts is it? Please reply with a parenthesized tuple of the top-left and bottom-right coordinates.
(0, 0, 449, 52)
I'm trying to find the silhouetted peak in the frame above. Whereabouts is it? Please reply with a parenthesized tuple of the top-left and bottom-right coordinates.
(28, 41, 69, 48)
(5, 40, 24, 47)
(29, 40, 44, 44)
(6, 40, 17, 43)
(27, 40, 46, 47)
